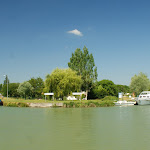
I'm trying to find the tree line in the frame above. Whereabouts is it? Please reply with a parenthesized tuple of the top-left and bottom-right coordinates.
(0, 46, 148, 100)
(0, 76, 129, 100)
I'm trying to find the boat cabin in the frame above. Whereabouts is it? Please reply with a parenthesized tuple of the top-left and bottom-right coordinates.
(139, 91, 150, 99)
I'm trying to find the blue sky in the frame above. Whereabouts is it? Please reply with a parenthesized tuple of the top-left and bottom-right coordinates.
(0, 0, 150, 85)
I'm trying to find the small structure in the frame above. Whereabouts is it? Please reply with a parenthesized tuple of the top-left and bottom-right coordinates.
(44, 93, 54, 101)
(67, 96, 77, 100)
(67, 92, 86, 100)
(118, 93, 123, 99)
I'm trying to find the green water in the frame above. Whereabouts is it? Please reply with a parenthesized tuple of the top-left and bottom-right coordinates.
(0, 106, 150, 150)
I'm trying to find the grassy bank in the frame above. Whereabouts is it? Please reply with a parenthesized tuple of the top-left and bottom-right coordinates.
(3, 102, 29, 107)
(63, 100, 114, 108)
(2, 98, 48, 103)
(2, 96, 117, 107)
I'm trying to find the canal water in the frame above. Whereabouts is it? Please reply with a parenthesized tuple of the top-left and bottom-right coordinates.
(0, 106, 150, 150)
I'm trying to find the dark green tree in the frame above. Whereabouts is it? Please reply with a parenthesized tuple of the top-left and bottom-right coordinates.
(28, 77, 44, 99)
(98, 80, 117, 97)
(88, 84, 108, 99)
(68, 46, 98, 100)
(8, 83, 20, 97)
(0, 84, 2, 93)
(116, 85, 130, 94)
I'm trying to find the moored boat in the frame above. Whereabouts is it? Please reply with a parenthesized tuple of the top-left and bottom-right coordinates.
(0, 94, 3, 106)
(136, 91, 150, 105)
(0, 99, 3, 106)
(114, 100, 136, 106)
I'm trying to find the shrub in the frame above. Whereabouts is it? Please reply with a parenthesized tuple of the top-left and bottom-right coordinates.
(81, 94, 86, 100)
(63, 96, 67, 101)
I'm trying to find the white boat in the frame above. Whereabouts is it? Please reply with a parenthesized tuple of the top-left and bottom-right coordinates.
(114, 100, 135, 106)
(136, 91, 150, 105)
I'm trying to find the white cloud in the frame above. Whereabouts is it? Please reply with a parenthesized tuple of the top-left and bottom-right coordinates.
(67, 29, 83, 36)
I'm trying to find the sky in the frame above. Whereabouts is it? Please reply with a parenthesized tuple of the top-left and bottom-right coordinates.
(0, 0, 150, 85)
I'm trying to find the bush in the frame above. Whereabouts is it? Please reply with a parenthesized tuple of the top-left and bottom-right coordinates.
(63, 96, 67, 101)
(81, 94, 86, 100)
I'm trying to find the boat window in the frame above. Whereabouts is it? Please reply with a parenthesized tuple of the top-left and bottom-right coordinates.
(140, 96, 142, 98)
(147, 96, 149, 98)
(141, 93, 147, 95)
(143, 96, 146, 97)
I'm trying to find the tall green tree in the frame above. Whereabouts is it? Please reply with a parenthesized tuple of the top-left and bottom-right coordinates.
(17, 81, 33, 99)
(44, 68, 82, 99)
(0, 84, 2, 93)
(130, 72, 150, 96)
(68, 46, 97, 100)
(28, 77, 44, 99)
(2, 75, 9, 96)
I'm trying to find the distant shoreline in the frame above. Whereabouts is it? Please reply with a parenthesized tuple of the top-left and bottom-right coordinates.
(2, 97, 116, 108)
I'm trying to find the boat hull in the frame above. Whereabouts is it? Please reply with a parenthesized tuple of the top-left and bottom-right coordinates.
(136, 99, 150, 105)
(114, 101, 135, 106)
(0, 101, 3, 106)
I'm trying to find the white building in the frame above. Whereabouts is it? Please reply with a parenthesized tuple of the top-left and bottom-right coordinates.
(44, 93, 54, 100)
(67, 92, 86, 100)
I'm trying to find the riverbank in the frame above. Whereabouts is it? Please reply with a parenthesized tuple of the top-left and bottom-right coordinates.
(2, 96, 116, 108)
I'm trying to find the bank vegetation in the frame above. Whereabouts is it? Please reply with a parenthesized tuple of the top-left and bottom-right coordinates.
(2, 96, 116, 107)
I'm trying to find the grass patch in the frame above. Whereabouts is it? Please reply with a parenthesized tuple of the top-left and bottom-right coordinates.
(2, 98, 54, 103)
(101, 96, 117, 101)
(63, 100, 114, 108)
(3, 102, 29, 107)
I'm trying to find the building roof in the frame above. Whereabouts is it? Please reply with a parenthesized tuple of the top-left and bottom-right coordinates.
(44, 93, 54, 96)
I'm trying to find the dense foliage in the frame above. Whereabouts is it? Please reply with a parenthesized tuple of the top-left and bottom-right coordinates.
(98, 80, 117, 96)
(88, 80, 130, 99)
(17, 81, 34, 99)
(116, 84, 130, 93)
(28, 77, 44, 99)
(0, 84, 2, 93)
(44, 68, 82, 99)
(6, 83, 20, 97)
